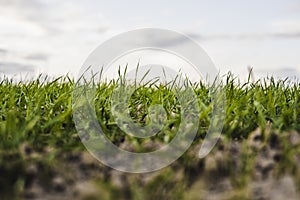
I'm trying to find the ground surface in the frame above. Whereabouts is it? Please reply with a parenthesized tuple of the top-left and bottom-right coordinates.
(1, 75, 300, 199)
(1, 127, 300, 200)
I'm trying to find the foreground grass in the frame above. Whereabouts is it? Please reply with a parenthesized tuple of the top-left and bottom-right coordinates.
(1, 74, 299, 149)
(0, 74, 300, 199)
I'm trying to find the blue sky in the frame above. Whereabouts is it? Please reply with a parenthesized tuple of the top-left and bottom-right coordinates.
(0, 0, 300, 80)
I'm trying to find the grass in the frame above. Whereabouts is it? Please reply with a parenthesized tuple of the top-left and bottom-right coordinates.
(1, 73, 299, 149)
(0, 72, 300, 199)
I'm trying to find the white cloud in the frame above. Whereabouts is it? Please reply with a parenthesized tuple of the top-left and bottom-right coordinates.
(0, 0, 111, 77)
(0, 0, 299, 81)
(282, 1, 300, 14)
(271, 19, 300, 34)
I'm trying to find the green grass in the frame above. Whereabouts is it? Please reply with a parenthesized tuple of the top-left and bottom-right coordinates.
(0, 73, 300, 199)
(1, 73, 299, 151)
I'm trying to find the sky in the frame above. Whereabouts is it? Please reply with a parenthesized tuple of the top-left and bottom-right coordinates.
(0, 0, 300, 81)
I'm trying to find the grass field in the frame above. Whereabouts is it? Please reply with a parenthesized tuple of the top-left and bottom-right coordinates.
(0, 73, 300, 199)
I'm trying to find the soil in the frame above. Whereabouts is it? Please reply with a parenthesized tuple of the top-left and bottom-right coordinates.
(3, 128, 300, 200)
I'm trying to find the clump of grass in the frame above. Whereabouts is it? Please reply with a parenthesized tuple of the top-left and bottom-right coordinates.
(223, 76, 300, 138)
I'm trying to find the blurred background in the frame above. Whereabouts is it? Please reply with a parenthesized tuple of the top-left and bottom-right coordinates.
(0, 0, 299, 81)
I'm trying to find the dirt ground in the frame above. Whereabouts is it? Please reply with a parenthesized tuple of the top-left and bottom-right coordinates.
(3, 128, 300, 200)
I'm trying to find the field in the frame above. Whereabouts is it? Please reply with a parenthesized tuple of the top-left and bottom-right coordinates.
(0, 74, 300, 199)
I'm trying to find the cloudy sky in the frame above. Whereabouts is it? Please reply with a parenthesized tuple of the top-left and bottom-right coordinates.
(0, 0, 300, 80)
